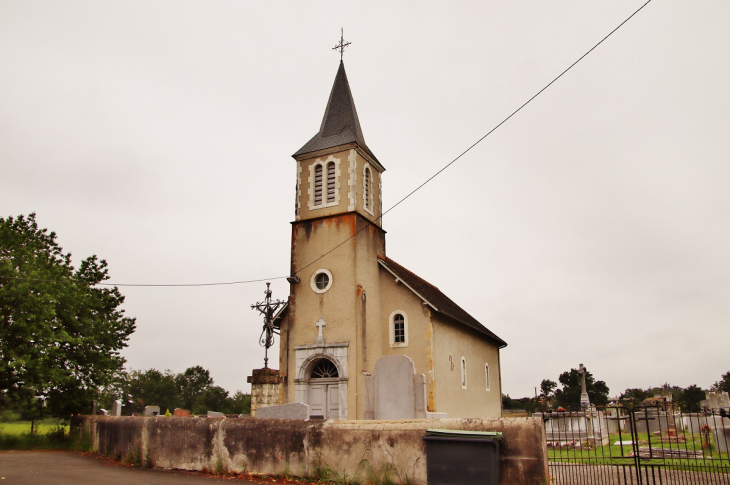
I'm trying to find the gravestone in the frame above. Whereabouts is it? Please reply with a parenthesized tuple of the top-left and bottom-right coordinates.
(173, 408, 190, 417)
(372, 355, 426, 420)
(112, 400, 122, 416)
(207, 411, 225, 418)
(144, 406, 160, 416)
(256, 403, 310, 419)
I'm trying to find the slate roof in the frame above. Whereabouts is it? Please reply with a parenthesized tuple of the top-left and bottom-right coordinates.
(378, 256, 507, 348)
(293, 61, 380, 165)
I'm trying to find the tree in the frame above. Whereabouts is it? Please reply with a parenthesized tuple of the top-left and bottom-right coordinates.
(553, 368, 609, 411)
(620, 388, 648, 404)
(176, 366, 213, 410)
(229, 391, 252, 415)
(678, 385, 705, 413)
(192, 386, 230, 415)
(540, 379, 557, 400)
(127, 369, 181, 413)
(714, 371, 730, 394)
(0, 214, 136, 418)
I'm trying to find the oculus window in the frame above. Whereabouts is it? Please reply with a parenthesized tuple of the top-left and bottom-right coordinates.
(310, 269, 333, 294)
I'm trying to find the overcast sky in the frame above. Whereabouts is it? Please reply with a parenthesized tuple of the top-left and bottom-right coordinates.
(2, 1, 729, 400)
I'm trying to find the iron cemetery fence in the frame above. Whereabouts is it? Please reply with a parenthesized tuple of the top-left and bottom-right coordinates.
(540, 404, 730, 485)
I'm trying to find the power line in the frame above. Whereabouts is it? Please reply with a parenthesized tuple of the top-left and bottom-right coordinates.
(0, 275, 288, 287)
(294, 0, 653, 275)
(2, 1, 653, 288)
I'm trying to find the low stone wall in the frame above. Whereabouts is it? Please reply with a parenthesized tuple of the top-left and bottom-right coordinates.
(72, 416, 547, 484)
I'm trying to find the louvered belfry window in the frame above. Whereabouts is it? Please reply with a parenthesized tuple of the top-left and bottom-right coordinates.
(314, 164, 323, 206)
(326, 162, 336, 203)
(364, 167, 372, 209)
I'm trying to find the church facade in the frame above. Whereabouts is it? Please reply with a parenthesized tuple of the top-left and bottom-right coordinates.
(273, 61, 506, 420)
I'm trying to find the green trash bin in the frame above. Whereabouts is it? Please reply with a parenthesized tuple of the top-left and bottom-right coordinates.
(423, 429, 502, 485)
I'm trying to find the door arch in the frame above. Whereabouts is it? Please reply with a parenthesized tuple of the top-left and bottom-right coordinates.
(307, 357, 340, 419)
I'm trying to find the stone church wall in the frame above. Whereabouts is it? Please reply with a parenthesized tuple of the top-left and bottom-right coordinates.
(73, 415, 547, 485)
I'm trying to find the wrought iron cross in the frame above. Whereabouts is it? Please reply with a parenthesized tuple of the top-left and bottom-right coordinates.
(333, 27, 351, 61)
(251, 282, 286, 368)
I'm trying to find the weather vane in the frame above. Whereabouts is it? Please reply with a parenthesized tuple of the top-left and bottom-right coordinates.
(333, 27, 351, 61)
(250, 282, 286, 368)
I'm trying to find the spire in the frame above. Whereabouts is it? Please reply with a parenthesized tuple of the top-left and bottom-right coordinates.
(293, 61, 380, 164)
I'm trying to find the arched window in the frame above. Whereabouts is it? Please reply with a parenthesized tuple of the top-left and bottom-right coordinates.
(310, 359, 339, 379)
(363, 165, 374, 214)
(327, 161, 336, 203)
(388, 310, 408, 348)
(485, 363, 490, 391)
(394, 314, 405, 343)
(309, 157, 340, 211)
(314, 164, 323, 206)
(461, 357, 467, 389)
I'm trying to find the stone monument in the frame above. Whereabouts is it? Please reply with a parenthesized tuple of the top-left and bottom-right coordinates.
(247, 367, 281, 417)
(578, 363, 590, 409)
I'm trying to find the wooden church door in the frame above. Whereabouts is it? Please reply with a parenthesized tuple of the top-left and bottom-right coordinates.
(309, 359, 340, 419)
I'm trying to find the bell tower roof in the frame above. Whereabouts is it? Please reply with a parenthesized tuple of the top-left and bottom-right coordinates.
(293, 61, 381, 167)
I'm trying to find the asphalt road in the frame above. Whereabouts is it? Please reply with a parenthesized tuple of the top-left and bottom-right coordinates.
(0, 451, 257, 484)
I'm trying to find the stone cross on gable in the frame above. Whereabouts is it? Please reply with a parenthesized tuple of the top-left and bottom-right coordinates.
(316, 318, 326, 345)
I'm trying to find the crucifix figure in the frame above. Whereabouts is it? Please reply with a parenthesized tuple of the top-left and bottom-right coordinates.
(250, 283, 286, 368)
(315, 318, 326, 345)
(332, 27, 351, 61)
(578, 363, 591, 408)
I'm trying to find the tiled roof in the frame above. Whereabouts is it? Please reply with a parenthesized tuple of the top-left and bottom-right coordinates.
(293, 61, 380, 165)
(378, 256, 507, 348)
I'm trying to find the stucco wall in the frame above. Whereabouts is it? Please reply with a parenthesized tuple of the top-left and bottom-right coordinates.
(432, 315, 502, 418)
(73, 416, 547, 485)
(282, 211, 387, 419)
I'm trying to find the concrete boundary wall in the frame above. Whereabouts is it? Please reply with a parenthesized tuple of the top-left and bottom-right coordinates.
(72, 416, 547, 484)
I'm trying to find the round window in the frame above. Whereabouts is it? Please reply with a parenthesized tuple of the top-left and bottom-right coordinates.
(310, 269, 333, 293)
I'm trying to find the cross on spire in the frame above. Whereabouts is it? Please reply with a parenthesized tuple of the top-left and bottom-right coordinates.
(333, 27, 351, 61)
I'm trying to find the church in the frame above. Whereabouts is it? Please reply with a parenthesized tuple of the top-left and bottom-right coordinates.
(272, 60, 507, 420)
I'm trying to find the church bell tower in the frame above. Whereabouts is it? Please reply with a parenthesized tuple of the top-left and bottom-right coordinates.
(277, 59, 387, 420)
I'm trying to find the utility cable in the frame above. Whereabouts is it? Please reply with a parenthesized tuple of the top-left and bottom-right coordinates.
(293, 0, 653, 275)
(0, 0, 652, 288)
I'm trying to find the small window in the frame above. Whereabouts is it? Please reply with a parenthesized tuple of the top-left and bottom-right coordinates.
(485, 363, 490, 391)
(315, 272, 329, 290)
(363, 165, 374, 214)
(327, 162, 336, 203)
(389, 310, 408, 347)
(314, 164, 323, 206)
(461, 357, 467, 389)
(394, 314, 405, 343)
(310, 269, 333, 293)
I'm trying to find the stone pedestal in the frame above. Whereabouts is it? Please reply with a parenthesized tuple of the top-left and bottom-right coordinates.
(247, 367, 281, 417)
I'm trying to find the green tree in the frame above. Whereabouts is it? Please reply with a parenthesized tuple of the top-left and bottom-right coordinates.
(553, 368, 609, 411)
(678, 385, 705, 413)
(620, 388, 648, 404)
(176, 366, 213, 410)
(229, 391, 252, 415)
(714, 372, 730, 394)
(192, 386, 230, 415)
(127, 369, 181, 413)
(540, 379, 557, 399)
(0, 214, 136, 418)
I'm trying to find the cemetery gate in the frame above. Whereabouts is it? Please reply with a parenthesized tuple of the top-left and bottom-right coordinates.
(542, 404, 730, 484)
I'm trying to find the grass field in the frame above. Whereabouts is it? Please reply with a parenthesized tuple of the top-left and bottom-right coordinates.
(0, 418, 74, 450)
